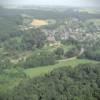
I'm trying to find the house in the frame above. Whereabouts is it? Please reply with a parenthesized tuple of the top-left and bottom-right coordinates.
(47, 34, 61, 47)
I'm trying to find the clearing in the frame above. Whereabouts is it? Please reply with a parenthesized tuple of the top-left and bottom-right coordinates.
(25, 58, 98, 78)
(31, 19, 48, 27)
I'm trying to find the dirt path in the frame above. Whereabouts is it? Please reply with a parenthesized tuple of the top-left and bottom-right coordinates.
(59, 48, 85, 62)
(78, 48, 85, 56)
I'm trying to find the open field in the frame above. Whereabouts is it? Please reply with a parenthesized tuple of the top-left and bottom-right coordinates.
(79, 8, 100, 14)
(0, 58, 98, 94)
(31, 19, 48, 27)
(87, 19, 100, 25)
(25, 58, 99, 78)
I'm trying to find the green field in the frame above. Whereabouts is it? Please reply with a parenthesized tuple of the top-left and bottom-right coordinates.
(0, 58, 98, 94)
(25, 58, 98, 78)
(79, 8, 100, 14)
(87, 19, 100, 25)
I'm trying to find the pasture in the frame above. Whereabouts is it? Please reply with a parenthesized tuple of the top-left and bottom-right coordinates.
(25, 58, 98, 78)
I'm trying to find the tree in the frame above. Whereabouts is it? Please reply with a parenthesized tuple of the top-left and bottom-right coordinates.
(8, 63, 100, 100)
(23, 51, 56, 68)
(55, 47, 64, 59)
(65, 47, 79, 58)
(22, 29, 46, 50)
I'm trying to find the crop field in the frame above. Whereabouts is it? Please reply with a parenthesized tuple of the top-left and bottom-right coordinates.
(31, 19, 48, 27)
(79, 8, 100, 14)
(88, 19, 100, 25)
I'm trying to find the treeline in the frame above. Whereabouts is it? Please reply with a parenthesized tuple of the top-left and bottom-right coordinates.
(21, 51, 56, 68)
(0, 13, 22, 43)
(80, 41, 100, 61)
(0, 11, 47, 51)
(82, 50, 100, 61)
(0, 9, 22, 33)
(0, 7, 100, 20)
(1, 28, 46, 51)
(3, 63, 100, 100)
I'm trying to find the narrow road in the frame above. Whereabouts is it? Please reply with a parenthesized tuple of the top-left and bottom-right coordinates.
(59, 48, 85, 62)
(78, 48, 85, 56)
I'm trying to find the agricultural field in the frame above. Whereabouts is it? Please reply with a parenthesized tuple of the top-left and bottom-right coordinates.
(79, 8, 100, 14)
(87, 19, 100, 26)
(31, 19, 56, 27)
(31, 19, 48, 27)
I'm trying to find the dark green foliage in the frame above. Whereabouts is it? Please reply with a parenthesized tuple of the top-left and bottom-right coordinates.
(65, 47, 80, 58)
(80, 41, 100, 61)
(85, 22, 97, 33)
(55, 47, 64, 59)
(6, 63, 100, 100)
(0, 59, 14, 71)
(83, 50, 100, 61)
(61, 38, 80, 46)
(23, 51, 56, 68)
(22, 29, 46, 50)
(0, 14, 22, 42)
(2, 28, 46, 51)
(4, 39, 21, 51)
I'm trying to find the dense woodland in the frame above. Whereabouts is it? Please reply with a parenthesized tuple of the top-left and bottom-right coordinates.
(1, 63, 100, 100)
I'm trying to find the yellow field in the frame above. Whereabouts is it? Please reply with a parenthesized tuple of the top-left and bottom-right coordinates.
(31, 19, 48, 27)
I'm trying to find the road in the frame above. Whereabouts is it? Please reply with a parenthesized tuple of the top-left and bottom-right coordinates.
(59, 48, 85, 62)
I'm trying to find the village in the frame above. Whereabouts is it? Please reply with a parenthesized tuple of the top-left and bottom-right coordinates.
(19, 14, 100, 48)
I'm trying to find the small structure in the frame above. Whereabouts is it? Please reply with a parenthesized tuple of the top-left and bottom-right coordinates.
(47, 34, 61, 47)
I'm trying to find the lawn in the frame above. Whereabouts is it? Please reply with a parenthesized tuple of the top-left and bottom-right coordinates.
(25, 58, 98, 78)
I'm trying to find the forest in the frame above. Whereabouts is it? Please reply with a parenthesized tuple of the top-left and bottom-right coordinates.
(1, 63, 100, 100)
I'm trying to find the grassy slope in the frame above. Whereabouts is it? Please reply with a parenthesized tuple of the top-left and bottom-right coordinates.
(0, 58, 98, 94)
(0, 42, 99, 93)
(25, 58, 98, 78)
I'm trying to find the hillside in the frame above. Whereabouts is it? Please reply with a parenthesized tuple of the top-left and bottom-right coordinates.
(7, 63, 100, 100)
(0, 7, 100, 100)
